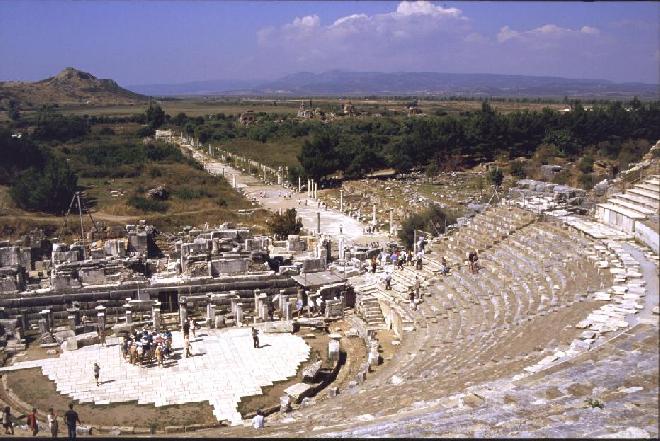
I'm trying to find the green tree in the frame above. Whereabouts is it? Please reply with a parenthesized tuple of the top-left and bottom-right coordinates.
(7, 100, 20, 121)
(145, 102, 166, 129)
(297, 131, 341, 181)
(10, 158, 78, 214)
(268, 208, 303, 239)
(398, 205, 456, 248)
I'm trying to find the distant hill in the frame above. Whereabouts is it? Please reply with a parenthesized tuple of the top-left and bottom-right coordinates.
(129, 70, 659, 99)
(0, 67, 148, 108)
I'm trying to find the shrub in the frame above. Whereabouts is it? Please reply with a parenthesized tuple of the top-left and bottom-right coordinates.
(488, 167, 504, 187)
(510, 160, 527, 178)
(128, 195, 168, 212)
(174, 187, 210, 200)
(578, 173, 595, 190)
(578, 155, 594, 174)
(267, 208, 303, 239)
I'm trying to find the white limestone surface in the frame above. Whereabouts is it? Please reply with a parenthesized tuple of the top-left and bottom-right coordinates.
(0, 328, 310, 425)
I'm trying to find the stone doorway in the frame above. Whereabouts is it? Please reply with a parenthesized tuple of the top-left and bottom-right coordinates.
(158, 290, 179, 313)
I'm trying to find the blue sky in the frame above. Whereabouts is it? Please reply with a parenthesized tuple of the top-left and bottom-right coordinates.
(0, 1, 658, 85)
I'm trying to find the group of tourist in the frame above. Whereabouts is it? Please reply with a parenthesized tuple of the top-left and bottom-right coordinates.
(3, 403, 81, 439)
(121, 327, 174, 367)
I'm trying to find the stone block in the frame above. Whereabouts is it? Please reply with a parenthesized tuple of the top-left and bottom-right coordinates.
(284, 383, 315, 403)
(302, 360, 322, 383)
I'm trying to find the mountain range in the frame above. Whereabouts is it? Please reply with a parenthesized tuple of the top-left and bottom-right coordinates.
(128, 70, 659, 99)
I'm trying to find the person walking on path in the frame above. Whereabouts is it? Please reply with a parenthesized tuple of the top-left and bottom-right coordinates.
(189, 317, 196, 338)
(93, 363, 100, 387)
(385, 272, 392, 290)
(252, 409, 265, 429)
(63, 404, 80, 441)
(184, 337, 192, 358)
(2, 406, 14, 435)
(252, 327, 260, 348)
(26, 408, 39, 436)
(155, 344, 163, 367)
(47, 408, 58, 439)
(182, 320, 190, 339)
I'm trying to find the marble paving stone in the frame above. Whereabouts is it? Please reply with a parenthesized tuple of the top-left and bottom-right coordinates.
(0, 328, 310, 426)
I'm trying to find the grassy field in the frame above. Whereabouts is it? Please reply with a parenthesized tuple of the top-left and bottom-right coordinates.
(220, 137, 304, 169)
(34, 97, 569, 119)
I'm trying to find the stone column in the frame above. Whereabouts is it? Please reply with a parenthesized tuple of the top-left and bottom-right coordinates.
(307, 179, 311, 198)
(328, 333, 341, 362)
(124, 304, 133, 324)
(298, 176, 301, 193)
(152, 302, 162, 330)
(38, 318, 49, 336)
(230, 292, 240, 316)
(258, 293, 268, 321)
(97, 312, 106, 333)
(372, 204, 377, 227)
(339, 236, 345, 260)
(282, 300, 291, 321)
(314, 181, 318, 199)
(232, 174, 237, 189)
(253, 290, 261, 324)
(67, 314, 77, 331)
(19, 309, 29, 331)
(317, 212, 321, 235)
(235, 303, 243, 325)
(206, 301, 216, 329)
(179, 297, 188, 326)
(279, 290, 287, 312)
(340, 190, 343, 212)
(40, 309, 53, 332)
(389, 208, 394, 235)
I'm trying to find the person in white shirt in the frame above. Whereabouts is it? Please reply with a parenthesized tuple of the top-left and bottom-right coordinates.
(252, 409, 265, 429)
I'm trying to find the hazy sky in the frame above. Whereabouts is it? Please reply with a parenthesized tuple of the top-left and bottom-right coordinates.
(1, 1, 658, 85)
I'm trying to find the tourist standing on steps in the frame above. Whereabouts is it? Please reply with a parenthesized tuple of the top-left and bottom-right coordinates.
(93, 363, 100, 387)
(415, 276, 421, 299)
(182, 319, 190, 339)
(2, 406, 14, 435)
(385, 272, 392, 290)
(252, 327, 260, 348)
(440, 256, 449, 275)
(252, 409, 265, 429)
(26, 407, 39, 436)
(47, 408, 58, 438)
(371, 255, 377, 273)
(64, 404, 80, 441)
(416, 252, 423, 270)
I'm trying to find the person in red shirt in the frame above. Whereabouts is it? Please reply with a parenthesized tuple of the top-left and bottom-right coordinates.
(26, 408, 39, 436)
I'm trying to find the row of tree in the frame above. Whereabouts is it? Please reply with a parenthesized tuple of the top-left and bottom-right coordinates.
(297, 101, 660, 180)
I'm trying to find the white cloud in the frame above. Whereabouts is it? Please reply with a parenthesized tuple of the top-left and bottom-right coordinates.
(394, 1, 463, 18)
(289, 15, 320, 29)
(497, 23, 600, 44)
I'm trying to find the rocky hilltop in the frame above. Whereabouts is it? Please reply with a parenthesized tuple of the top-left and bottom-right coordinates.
(0, 67, 148, 107)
